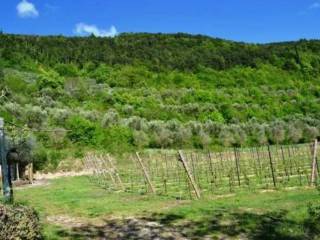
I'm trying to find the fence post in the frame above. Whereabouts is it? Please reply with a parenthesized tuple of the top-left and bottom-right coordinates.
(135, 152, 156, 194)
(234, 148, 241, 186)
(16, 163, 20, 181)
(28, 162, 34, 184)
(267, 145, 277, 188)
(178, 150, 201, 199)
(0, 118, 13, 202)
(311, 139, 318, 186)
(107, 154, 125, 191)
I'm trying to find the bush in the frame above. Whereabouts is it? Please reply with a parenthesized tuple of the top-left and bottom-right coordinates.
(54, 63, 79, 77)
(101, 109, 119, 128)
(33, 147, 48, 171)
(24, 105, 47, 128)
(0, 204, 42, 240)
(66, 116, 98, 145)
(102, 126, 134, 153)
(304, 203, 320, 238)
(133, 130, 150, 148)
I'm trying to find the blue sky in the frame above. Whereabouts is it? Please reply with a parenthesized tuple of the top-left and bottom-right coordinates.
(1, 0, 320, 43)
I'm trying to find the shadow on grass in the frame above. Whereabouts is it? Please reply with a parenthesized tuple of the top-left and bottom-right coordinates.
(56, 209, 319, 239)
(56, 217, 185, 240)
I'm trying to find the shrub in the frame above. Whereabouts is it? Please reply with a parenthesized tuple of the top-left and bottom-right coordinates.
(24, 105, 47, 128)
(304, 203, 320, 238)
(133, 130, 150, 148)
(102, 126, 134, 153)
(54, 63, 79, 77)
(101, 109, 119, 128)
(0, 204, 42, 240)
(37, 68, 63, 90)
(152, 128, 173, 148)
(125, 116, 148, 131)
(49, 108, 71, 125)
(32, 146, 48, 171)
(3, 102, 24, 119)
(66, 116, 98, 145)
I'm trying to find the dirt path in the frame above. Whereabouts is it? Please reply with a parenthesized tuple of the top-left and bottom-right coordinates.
(47, 215, 188, 240)
(34, 170, 93, 180)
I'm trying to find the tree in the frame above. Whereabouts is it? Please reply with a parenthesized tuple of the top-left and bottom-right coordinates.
(304, 125, 319, 142)
(101, 109, 119, 128)
(287, 123, 303, 144)
(219, 127, 235, 147)
(133, 130, 150, 148)
(24, 105, 47, 129)
(152, 128, 173, 148)
(198, 130, 212, 149)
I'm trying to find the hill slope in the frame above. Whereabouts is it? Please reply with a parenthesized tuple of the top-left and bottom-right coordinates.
(0, 33, 320, 171)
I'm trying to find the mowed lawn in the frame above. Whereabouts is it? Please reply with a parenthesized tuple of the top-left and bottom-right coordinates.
(15, 176, 320, 239)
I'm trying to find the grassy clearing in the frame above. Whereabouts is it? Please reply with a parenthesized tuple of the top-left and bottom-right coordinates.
(13, 176, 320, 239)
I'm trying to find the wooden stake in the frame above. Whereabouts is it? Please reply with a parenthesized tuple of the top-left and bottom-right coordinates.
(28, 163, 34, 184)
(98, 154, 116, 186)
(234, 148, 241, 186)
(280, 146, 289, 179)
(16, 163, 20, 181)
(107, 154, 125, 191)
(208, 152, 215, 183)
(311, 139, 318, 186)
(267, 145, 277, 187)
(178, 150, 201, 199)
(135, 152, 156, 194)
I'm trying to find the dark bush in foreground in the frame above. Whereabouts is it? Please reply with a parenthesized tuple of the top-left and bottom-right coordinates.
(0, 204, 42, 240)
(304, 203, 320, 238)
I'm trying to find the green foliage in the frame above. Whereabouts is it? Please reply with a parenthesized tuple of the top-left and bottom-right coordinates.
(0, 204, 42, 240)
(1, 33, 320, 168)
(0, 67, 4, 87)
(54, 63, 79, 77)
(66, 116, 98, 145)
(102, 126, 134, 153)
(36, 68, 63, 90)
(304, 202, 320, 237)
(13, 176, 320, 239)
(33, 147, 48, 171)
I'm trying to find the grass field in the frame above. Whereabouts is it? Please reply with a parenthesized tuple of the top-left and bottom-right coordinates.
(12, 176, 320, 239)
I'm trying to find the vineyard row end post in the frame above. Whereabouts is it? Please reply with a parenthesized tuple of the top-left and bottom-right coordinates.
(135, 152, 156, 194)
(178, 150, 201, 199)
(311, 139, 318, 186)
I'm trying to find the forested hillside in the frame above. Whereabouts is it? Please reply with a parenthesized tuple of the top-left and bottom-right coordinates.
(1, 32, 320, 171)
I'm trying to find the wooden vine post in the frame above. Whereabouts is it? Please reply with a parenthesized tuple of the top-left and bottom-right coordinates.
(28, 162, 34, 184)
(311, 139, 318, 186)
(234, 148, 241, 186)
(0, 117, 13, 202)
(178, 150, 201, 199)
(267, 145, 277, 188)
(107, 154, 125, 191)
(135, 152, 156, 194)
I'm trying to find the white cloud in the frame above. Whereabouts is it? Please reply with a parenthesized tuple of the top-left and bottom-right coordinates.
(74, 23, 118, 37)
(17, 0, 39, 18)
(309, 2, 320, 9)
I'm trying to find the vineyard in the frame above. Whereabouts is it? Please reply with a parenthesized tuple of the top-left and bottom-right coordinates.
(84, 141, 319, 199)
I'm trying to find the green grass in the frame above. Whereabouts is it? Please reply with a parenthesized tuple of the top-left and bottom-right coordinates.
(15, 176, 178, 219)
(13, 176, 320, 239)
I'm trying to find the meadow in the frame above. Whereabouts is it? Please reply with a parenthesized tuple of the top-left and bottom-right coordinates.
(15, 176, 320, 239)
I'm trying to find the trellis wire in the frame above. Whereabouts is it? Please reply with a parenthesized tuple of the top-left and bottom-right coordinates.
(84, 142, 319, 199)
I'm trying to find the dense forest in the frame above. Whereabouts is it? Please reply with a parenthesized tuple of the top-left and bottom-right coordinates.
(1, 32, 320, 171)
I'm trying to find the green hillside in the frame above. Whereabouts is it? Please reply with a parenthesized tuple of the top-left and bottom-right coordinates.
(1, 33, 320, 171)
